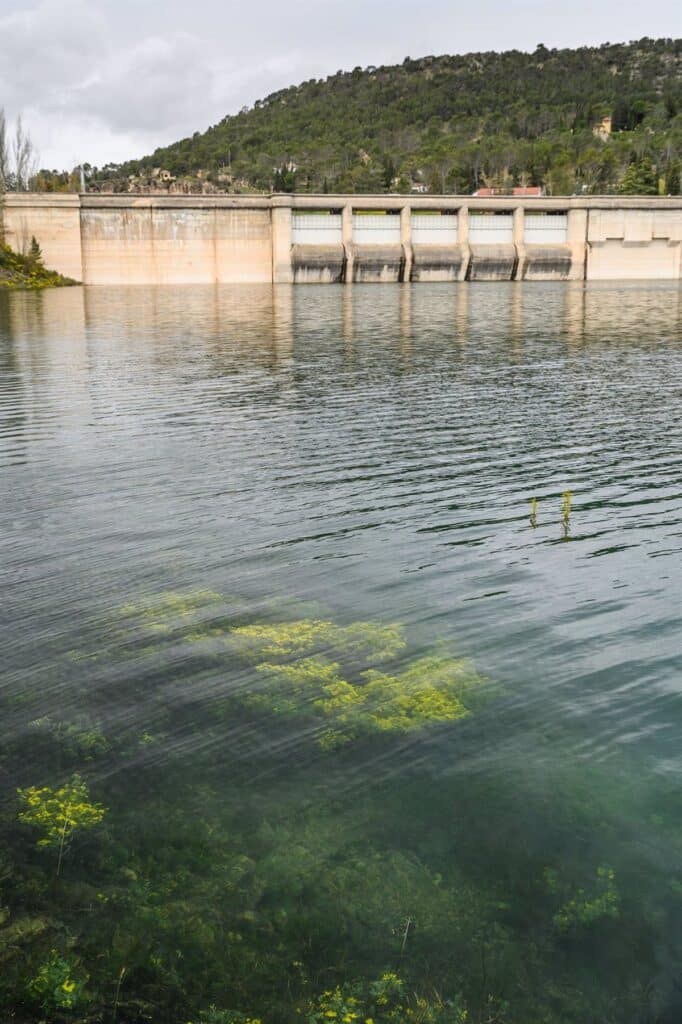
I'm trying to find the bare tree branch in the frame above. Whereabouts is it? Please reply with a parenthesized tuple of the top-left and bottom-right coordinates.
(13, 115, 38, 191)
(0, 108, 8, 192)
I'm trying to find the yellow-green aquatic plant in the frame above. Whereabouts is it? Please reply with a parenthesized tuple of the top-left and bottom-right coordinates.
(28, 950, 85, 1013)
(226, 614, 487, 747)
(18, 774, 106, 875)
(360, 655, 480, 730)
(230, 618, 405, 664)
(305, 974, 468, 1024)
(119, 590, 225, 635)
(69, 589, 230, 665)
(97, 595, 488, 750)
(561, 490, 572, 523)
(28, 716, 109, 761)
(242, 632, 486, 748)
(529, 496, 538, 528)
(545, 865, 619, 933)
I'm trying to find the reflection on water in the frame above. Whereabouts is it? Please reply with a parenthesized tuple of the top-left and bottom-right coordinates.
(1, 282, 682, 1024)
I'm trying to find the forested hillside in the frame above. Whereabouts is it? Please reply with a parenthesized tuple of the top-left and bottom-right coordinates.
(91, 39, 682, 195)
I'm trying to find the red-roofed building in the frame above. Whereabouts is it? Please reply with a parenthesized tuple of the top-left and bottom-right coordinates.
(472, 186, 545, 197)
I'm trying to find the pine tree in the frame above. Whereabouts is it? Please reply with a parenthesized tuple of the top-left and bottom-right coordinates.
(29, 235, 43, 266)
(618, 158, 658, 196)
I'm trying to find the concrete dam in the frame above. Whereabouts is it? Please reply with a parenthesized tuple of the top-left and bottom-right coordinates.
(2, 193, 682, 285)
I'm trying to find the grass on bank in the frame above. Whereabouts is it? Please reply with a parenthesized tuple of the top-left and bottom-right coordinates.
(0, 236, 78, 290)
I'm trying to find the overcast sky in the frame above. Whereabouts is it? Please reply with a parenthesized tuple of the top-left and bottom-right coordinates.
(0, 0, 679, 171)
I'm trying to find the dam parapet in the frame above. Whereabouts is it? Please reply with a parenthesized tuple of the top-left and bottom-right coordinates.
(2, 193, 681, 285)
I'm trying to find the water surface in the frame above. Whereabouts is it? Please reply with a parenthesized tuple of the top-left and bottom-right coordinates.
(1, 282, 682, 1024)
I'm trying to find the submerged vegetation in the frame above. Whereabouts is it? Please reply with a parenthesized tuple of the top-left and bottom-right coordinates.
(18, 776, 106, 876)
(229, 619, 486, 747)
(1, 589, 682, 1022)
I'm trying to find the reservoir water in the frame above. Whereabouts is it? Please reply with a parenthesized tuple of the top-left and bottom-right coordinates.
(1, 282, 682, 1024)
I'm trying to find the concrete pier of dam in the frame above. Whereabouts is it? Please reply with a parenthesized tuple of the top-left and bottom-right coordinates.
(2, 192, 681, 285)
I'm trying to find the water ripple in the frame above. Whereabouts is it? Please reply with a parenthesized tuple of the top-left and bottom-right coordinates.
(1, 281, 681, 774)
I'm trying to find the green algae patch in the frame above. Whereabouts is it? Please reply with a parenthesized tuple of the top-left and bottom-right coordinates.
(119, 590, 226, 636)
(68, 589, 230, 667)
(249, 649, 485, 747)
(28, 716, 110, 762)
(226, 615, 486, 747)
(231, 620, 335, 658)
(102, 593, 488, 749)
(545, 865, 620, 933)
(0, 241, 78, 290)
(230, 618, 406, 664)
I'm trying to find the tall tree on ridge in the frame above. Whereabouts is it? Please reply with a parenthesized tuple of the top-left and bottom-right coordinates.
(13, 115, 38, 191)
(0, 108, 9, 192)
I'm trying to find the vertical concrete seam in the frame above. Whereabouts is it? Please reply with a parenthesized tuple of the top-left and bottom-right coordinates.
(76, 193, 85, 284)
(270, 206, 276, 284)
(213, 206, 218, 284)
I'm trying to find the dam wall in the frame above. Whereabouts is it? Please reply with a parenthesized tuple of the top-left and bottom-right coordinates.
(2, 193, 681, 284)
(2, 193, 84, 282)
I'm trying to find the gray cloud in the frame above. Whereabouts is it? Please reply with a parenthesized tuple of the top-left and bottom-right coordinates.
(0, 0, 679, 168)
